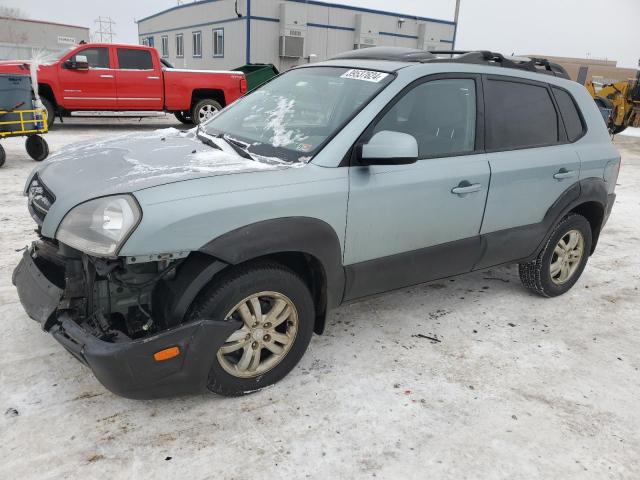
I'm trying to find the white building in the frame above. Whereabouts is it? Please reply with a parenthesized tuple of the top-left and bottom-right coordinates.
(0, 16, 90, 60)
(137, 0, 456, 70)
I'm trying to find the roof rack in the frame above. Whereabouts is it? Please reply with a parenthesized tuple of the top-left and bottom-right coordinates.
(330, 47, 570, 79)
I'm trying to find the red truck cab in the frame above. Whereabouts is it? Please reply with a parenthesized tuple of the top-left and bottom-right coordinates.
(0, 43, 247, 126)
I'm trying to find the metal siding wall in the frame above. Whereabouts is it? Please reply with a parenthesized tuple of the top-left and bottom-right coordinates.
(138, 0, 455, 71)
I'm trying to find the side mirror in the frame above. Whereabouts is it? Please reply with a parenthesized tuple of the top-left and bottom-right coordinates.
(358, 130, 419, 166)
(64, 55, 89, 70)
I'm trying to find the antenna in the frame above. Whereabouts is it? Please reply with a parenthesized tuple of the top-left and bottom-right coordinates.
(94, 16, 116, 43)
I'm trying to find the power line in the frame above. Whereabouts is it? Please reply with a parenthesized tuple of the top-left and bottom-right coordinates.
(94, 16, 116, 43)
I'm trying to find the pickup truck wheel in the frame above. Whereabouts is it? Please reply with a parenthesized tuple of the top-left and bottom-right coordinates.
(186, 261, 315, 396)
(519, 214, 592, 297)
(0, 144, 5, 167)
(41, 98, 55, 128)
(174, 111, 193, 124)
(191, 99, 222, 125)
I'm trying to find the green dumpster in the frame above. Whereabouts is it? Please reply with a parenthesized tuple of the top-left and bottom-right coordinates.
(233, 64, 279, 92)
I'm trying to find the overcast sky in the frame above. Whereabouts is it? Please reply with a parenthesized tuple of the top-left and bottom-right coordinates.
(2, 0, 639, 68)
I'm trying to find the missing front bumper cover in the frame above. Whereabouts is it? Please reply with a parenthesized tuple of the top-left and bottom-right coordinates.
(12, 243, 240, 399)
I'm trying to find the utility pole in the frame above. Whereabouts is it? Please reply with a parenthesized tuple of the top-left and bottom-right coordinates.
(94, 16, 116, 43)
(452, 0, 461, 50)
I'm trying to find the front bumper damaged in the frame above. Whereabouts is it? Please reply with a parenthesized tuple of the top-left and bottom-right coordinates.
(12, 245, 239, 399)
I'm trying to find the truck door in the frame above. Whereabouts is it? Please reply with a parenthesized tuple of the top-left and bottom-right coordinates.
(114, 47, 163, 110)
(58, 47, 116, 110)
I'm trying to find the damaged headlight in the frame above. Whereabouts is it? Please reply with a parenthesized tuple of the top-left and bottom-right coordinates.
(56, 195, 141, 257)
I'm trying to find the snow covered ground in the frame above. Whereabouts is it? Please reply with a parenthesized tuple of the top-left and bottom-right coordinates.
(1, 117, 639, 479)
(620, 127, 640, 138)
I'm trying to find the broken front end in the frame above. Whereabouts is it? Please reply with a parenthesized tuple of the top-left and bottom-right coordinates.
(12, 238, 239, 399)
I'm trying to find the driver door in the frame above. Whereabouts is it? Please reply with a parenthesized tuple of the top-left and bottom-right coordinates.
(58, 46, 116, 110)
(343, 74, 491, 300)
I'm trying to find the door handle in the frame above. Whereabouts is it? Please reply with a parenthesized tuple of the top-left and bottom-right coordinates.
(553, 168, 576, 180)
(451, 181, 482, 195)
(100, 74, 114, 79)
(147, 76, 160, 80)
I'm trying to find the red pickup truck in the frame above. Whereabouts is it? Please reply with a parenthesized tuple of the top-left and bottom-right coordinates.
(0, 43, 247, 126)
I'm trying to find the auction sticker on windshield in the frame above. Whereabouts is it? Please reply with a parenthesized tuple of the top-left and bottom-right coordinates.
(340, 69, 389, 83)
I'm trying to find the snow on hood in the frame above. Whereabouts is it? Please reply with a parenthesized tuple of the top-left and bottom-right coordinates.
(33, 127, 298, 198)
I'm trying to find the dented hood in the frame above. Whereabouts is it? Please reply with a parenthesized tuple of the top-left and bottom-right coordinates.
(34, 128, 290, 198)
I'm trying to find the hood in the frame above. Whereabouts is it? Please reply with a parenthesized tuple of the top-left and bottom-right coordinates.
(34, 128, 295, 198)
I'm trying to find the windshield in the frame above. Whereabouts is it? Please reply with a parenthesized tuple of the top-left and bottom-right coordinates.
(203, 66, 393, 162)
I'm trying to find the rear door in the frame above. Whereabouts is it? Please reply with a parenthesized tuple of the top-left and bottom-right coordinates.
(58, 46, 116, 109)
(344, 74, 490, 300)
(476, 76, 581, 269)
(114, 47, 163, 110)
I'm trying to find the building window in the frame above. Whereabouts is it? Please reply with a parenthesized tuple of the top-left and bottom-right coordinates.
(192, 31, 202, 58)
(176, 34, 184, 58)
(213, 28, 224, 57)
(161, 35, 169, 57)
(142, 36, 154, 48)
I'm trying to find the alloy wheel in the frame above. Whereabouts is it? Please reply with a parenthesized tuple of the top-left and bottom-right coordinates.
(217, 291, 298, 378)
(550, 229, 585, 285)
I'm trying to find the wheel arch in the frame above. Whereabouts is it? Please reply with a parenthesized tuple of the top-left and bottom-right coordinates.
(540, 177, 608, 256)
(155, 218, 345, 334)
(191, 88, 226, 108)
(37, 83, 57, 106)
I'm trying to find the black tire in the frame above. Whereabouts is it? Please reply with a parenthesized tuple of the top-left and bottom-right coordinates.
(174, 111, 193, 124)
(25, 135, 49, 161)
(186, 261, 315, 396)
(612, 124, 627, 134)
(41, 97, 55, 128)
(519, 213, 592, 297)
(191, 99, 223, 125)
(0, 144, 5, 167)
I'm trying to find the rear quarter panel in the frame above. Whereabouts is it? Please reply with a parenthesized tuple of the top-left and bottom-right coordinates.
(568, 82, 621, 194)
(163, 70, 245, 111)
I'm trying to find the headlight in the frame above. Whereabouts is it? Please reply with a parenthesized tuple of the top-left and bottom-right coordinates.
(56, 195, 141, 257)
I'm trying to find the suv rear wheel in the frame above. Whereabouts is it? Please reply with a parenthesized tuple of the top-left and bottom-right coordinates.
(519, 213, 592, 297)
(186, 261, 315, 396)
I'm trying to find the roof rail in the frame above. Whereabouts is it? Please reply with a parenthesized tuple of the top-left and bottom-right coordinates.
(329, 47, 570, 79)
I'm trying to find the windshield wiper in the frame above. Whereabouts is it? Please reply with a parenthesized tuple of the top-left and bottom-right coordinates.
(215, 134, 254, 161)
(196, 129, 222, 151)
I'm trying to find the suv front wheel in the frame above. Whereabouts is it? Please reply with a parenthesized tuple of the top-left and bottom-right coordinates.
(186, 262, 315, 396)
(519, 213, 592, 297)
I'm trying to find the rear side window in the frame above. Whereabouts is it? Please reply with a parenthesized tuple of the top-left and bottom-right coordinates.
(552, 87, 585, 142)
(117, 49, 153, 70)
(372, 78, 477, 158)
(485, 79, 558, 150)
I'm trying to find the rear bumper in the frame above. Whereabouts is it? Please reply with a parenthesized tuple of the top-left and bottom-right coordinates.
(12, 246, 239, 399)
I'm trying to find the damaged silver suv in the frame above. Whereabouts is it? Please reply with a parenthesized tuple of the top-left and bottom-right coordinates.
(13, 48, 619, 398)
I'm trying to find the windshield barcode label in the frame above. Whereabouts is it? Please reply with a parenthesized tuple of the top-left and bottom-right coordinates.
(340, 69, 389, 83)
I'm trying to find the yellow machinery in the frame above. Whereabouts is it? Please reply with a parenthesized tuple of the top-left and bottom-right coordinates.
(585, 70, 640, 134)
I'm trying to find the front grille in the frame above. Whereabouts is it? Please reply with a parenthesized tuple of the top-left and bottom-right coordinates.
(28, 175, 55, 226)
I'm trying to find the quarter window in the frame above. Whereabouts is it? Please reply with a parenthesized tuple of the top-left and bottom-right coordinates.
(213, 28, 224, 57)
(161, 35, 169, 57)
(192, 31, 202, 57)
(117, 49, 153, 70)
(69, 48, 109, 69)
(552, 87, 585, 142)
(372, 78, 477, 158)
(176, 34, 184, 57)
(485, 79, 559, 150)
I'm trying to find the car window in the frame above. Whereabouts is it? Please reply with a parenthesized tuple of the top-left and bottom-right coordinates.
(485, 79, 558, 150)
(117, 49, 154, 70)
(552, 87, 585, 142)
(372, 78, 476, 158)
(70, 48, 109, 69)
